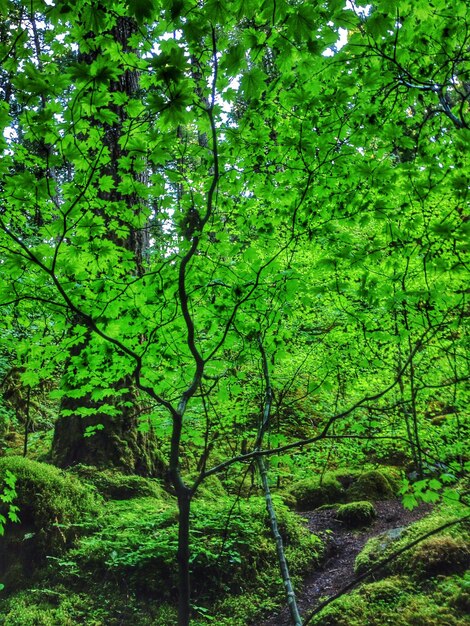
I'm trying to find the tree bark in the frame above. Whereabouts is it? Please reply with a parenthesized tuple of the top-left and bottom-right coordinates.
(51, 15, 155, 475)
(257, 334, 303, 626)
(176, 486, 192, 626)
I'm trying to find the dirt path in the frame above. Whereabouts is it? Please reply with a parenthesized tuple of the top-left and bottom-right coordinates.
(260, 500, 431, 626)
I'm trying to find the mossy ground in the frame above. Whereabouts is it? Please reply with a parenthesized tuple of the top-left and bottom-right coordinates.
(0, 458, 467, 626)
(310, 571, 470, 626)
(307, 504, 469, 626)
(354, 505, 470, 577)
(0, 461, 323, 626)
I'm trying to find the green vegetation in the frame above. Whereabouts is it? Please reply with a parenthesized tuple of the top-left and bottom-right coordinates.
(289, 468, 399, 511)
(0, 0, 468, 623)
(355, 506, 469, 577)
(0, 456, 97, 534)
(70, 465, 168, 500)
(0, 483, 323, 625)
(311, 573, 470, 626)
(336, 501, 377, 528)
(289, 475, 344, 511)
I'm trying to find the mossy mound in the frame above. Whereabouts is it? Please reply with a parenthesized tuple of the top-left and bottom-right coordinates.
(410, 535, 469, 578)
(311, 573, 470, 626)
(0, 456, 98, 589)
(70, 465, 168, 500)
(191, 473, 227, 501)
(0, 456, 98, 531)
(355, 506, 469, 578)
(289, 468, 399, 511)
(336, 501, 376, 528)
(347, 470, 395, 501)
(289, 477, 344, 511)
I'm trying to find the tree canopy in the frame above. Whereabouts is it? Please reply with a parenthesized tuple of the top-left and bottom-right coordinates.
(0, 0, 468, 624)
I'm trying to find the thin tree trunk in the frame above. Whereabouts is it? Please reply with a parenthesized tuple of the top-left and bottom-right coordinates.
(257, 334, 302, 626)
(176, 486, 192, 626)
(257, 455, 303, 626)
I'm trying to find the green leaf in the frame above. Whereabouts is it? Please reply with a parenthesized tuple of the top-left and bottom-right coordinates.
(240, 68, 266, 100)
(127, 0, 156, 22)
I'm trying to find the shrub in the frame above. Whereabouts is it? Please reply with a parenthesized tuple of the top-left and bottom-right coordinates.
(336, 501, 376, 528)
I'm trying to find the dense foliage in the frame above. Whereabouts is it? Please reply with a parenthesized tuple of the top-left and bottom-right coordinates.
(0, 0, 468, 624)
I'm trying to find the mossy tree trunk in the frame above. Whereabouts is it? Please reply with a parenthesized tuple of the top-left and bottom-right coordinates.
(51, 16, 158, 476)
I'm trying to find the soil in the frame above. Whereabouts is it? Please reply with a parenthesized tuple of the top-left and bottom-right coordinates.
(260, 500, 432, 626)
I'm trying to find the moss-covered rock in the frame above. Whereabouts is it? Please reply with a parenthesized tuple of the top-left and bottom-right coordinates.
(355, 506, 469, 577)
(311, 572, 470, 626)
(336, 501, 376, 528)
(0, 456, 98, 590)
(358, 576, 410, 602)
(0, 456, 98, 534)
(288, 468, 399, 512)
(289, 477, 344, 511)
(410, 535, 469, 578)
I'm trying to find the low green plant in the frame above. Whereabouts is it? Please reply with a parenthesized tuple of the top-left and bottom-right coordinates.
(64, 494, 322, 604)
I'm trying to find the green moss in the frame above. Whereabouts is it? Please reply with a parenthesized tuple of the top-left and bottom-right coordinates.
(0, 587, 171, 626)
(64, 494, 322, 604)
(398, 595, 465, 626)
(410, 535, 469, 578)
(329, 469, 361, 489)
(355, 506, 469, 577)
(311, 572, 470, 626)
(70, 465, 168, 500)
(0, 456, 98, 535)
(0, 456, 99, 591)
(191, 473, 227, 501)
(358, 576, 411, 602)
(0, 591, 88, 626)
(289, 476, 344, 510)
(288, 467, 399, 511)
(336, 501, 376, 528)
(347, 470, 395, 501)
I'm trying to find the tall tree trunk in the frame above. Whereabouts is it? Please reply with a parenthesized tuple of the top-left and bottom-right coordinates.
(51, 15, 158, 476)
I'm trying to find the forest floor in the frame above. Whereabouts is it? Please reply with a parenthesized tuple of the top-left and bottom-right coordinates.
(260, 500, 432, 626)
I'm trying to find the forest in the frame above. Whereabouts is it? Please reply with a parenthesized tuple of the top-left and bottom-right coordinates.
(0, 0, 469, 624)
